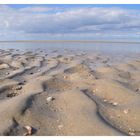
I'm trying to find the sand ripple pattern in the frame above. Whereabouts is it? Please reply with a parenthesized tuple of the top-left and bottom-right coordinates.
(0, 49, 140, 136)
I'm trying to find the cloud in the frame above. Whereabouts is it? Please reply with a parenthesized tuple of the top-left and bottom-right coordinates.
(19, 6, 56, 13)
(0, 5, 140, 40)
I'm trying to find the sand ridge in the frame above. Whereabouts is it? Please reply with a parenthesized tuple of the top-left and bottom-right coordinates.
(0, 49, 140, 136)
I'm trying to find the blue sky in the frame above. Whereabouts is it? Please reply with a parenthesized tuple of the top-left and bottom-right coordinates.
(0, 4, 140, 41)
(8, 4, 140, 10)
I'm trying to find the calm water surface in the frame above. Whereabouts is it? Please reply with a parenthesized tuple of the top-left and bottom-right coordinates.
(0, 42, 140, 55)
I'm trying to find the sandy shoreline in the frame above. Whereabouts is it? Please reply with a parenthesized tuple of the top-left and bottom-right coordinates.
(0, 48, 140, 136)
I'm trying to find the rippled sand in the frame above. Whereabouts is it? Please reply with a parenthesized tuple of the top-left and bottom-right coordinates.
(0, 49, 140, 136)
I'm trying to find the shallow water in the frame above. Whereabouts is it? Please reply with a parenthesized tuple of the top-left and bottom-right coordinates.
(0, 42, 140, 54)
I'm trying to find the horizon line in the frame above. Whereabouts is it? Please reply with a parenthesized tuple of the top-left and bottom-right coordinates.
(0, 40, 140, 44)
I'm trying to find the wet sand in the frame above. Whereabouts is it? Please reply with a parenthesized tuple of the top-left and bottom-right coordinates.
(0, 48, 140, 136)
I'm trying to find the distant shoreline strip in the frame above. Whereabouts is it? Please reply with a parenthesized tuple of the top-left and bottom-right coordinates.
(0, 40, 140, 44)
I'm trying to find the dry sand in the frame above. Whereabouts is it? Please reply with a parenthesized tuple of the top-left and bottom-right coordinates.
(0, 49, 140, 136)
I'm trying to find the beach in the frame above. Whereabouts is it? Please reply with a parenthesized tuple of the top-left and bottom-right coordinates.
(0, 47, 140, 136)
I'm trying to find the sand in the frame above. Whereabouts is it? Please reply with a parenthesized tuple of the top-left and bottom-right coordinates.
(0, 48, 140, 136)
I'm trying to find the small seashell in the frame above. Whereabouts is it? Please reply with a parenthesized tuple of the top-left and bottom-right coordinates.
(129, 128, 135, 132)
(92, 89, 98, 92)
(5, 72, 10, 75)
(63, 76, 67, 79)
(112, 102, 118, 106)
(103, 99, 107, 102)
(129, 132, 135, 136)
(46, 96, 55, 102)
(58, 124, 63, 129)
(92, 89, 95, 92)
(123, 109, 129, 114)
(7, 92, 18, 97)
(23, 125, 32, 136)
(95, 89, 98, 91)
(15, 86, 22, 90)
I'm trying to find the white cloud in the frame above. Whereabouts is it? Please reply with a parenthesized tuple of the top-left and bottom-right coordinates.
(19, 6, 54, 12)
(0, 5, 140, 40)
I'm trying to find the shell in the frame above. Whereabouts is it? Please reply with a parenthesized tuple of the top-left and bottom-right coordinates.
(112, 102, 118, 106)
(103, 99, 107, 102)
(58, 124, 63, 129)
(129, 132, 135, 136)
(46, 96, 55, 102)
(23, 125, 32, 136)
(123, 109, 129, 114)
(15, 86, 22, 90)
(63, 76, 68, 79)
(5, 72, 10, 75)
(92, 89, 98, 93)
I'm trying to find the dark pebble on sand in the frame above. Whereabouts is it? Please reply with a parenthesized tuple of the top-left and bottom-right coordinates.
(18, 82, 24, 85)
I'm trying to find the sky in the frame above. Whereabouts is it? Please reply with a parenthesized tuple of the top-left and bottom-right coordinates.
(0, 4, 140, 41)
